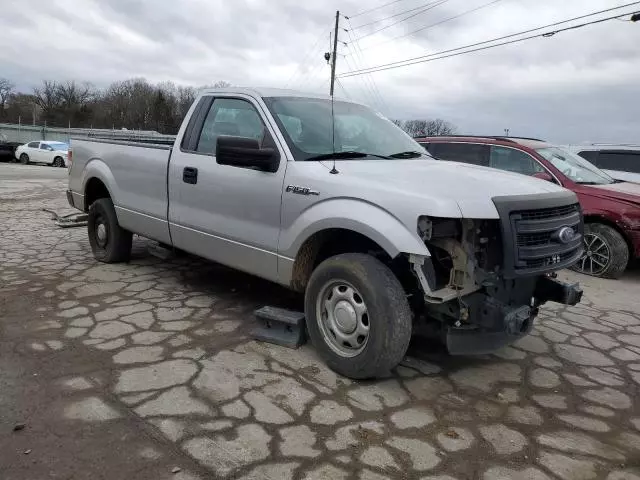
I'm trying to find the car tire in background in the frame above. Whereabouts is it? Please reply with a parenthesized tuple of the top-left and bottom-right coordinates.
(87, 198, 132, 263)
(573, 223, 629, 279)
(53, 156, 65, 167)
(304, 253, 412, 379)
(19, 153, 29, 165)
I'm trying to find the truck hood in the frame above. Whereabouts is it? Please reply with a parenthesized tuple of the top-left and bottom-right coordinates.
(579, 181, 640, 208)
(333, 159, 567, 218)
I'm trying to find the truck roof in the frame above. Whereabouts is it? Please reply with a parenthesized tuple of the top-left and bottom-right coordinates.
(199, 87, 350, 103)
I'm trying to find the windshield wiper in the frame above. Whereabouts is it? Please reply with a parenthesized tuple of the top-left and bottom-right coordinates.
(388, 151, 425, 159)
(305, 151, 390, 161)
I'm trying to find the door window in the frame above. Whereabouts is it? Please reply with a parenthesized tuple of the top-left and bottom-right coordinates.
(40, 144, 52, 150)
(196, 98, 265, 155)
(577, 150, 599, 165)
(489, 146, 544, 175)
(596, 151, 640, 173)
(429, 143, 489, 166)
(27, 142, 39, 148)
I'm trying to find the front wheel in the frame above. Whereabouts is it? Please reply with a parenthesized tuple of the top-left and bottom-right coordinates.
(52, 156, 65, 167)
(304, 253, 412, 379)
(88, 198, 132, 263)
(572, 223, 629, 279)
(19, 153, 29, 165)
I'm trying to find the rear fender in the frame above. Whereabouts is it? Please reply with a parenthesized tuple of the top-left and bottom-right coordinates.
(80, 159, 119, 211)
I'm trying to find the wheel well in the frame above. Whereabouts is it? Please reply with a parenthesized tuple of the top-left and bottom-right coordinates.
(84, 178, 110, 212)
(583, 215, 633, 253)
(290, 229, 392, 292)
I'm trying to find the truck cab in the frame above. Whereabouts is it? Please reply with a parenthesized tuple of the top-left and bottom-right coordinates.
(68, 89, 583, 379)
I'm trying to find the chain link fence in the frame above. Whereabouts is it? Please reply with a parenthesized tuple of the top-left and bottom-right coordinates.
(0, 123, 176, 145)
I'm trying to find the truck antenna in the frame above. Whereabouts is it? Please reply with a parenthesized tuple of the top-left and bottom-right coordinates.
(330, 92, 339, 174)
(329, 10, 340, 175)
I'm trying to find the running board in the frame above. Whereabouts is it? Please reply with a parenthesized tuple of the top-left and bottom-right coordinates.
(251, 306, 306, 349)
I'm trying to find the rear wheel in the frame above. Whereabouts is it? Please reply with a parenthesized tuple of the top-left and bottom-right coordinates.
(88, 198, 132, 263)
(52, 156, 65, 167)
(19, 153, 29, 165)
(304, 253, 412, 379)
(573, 223, 628, 279)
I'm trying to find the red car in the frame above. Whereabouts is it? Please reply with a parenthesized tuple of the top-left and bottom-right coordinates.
(416, 136, 640, 279)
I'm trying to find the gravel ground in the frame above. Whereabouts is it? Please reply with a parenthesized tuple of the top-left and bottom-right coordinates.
(1, 164, 640, 480)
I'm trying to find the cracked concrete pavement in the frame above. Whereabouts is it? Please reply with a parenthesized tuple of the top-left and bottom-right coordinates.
(1, 164, 640, 480)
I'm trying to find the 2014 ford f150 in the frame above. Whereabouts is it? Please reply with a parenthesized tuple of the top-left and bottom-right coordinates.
(67, 88, 584, 379)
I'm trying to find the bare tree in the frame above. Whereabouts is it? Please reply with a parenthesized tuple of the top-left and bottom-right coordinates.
(58, 81, 94, 109)
(33, 80, 62, 120)
(398, 118, 457, 137)
(0, 78, 15, 117)
(213, 80, 231, 88)
(403, 120, 428, 137)
(423, 118, 456, 136)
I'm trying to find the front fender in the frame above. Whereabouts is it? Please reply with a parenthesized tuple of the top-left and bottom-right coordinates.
(279, 198, 430, 260)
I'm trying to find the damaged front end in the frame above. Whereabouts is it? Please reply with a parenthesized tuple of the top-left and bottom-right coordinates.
(410, 196, 584, 355)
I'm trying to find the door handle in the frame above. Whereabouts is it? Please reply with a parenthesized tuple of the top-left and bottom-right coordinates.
(183, 167, 198, 184)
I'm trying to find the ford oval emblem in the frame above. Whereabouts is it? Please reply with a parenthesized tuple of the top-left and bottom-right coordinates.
(552, 226, 575, 244)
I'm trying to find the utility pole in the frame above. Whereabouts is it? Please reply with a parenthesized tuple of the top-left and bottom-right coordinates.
(329, 10, 340, 96)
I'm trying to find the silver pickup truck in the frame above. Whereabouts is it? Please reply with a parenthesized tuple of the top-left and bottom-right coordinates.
(67, 87, 584, 379)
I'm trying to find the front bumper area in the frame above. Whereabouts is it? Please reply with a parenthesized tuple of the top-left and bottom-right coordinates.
(446, 277, 582, 355)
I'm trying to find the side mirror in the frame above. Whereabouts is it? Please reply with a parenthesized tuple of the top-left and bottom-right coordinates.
(533, 171, 554, 182)
(216, 136, 279, 173)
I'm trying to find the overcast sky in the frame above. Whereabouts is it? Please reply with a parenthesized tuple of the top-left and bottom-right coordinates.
(1, 0, 639, 143)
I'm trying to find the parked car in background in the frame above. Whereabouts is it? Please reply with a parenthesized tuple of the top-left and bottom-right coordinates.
(15, 141, 69, 167)
(0, 134, 22, 162)
(416, 136, 640, 279)
(567, 144, 640, 184)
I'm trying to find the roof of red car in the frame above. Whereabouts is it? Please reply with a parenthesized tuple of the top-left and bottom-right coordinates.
(415, 135, 553, 149)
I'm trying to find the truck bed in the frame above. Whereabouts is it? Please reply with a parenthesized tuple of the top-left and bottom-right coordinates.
(69, 137, 173, 244)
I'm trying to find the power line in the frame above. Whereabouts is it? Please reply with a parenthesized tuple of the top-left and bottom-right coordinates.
(346, 0, 415, 19)
(284, 27, 331, 88)
(349, 0, 449, 43)
(342, 48, 383, 109)
(356, 0, 506, 52)
(343, 18, 389, 112)
(339, 3, 640, 77)
(349, 0, 454, 31)
(335, 78, 351, 98)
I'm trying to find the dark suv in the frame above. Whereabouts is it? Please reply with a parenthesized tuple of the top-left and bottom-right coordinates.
(416, 136, 640, 279)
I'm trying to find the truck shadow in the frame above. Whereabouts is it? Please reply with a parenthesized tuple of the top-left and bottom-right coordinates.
(129, 239, 529, 378)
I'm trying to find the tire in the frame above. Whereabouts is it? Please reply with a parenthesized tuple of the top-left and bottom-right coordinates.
(304, 253, 412, 379)
(19, 153, 29, 165)
(572, 223, 629, 279)
(53, 156, 64, 167)
(87, 198, 132, 263)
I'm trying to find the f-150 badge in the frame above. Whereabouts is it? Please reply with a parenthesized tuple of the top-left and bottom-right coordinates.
(286, 185, 320, 196)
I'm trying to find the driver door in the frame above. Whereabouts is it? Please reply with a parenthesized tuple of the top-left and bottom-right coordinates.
(168, 94, 288, 283)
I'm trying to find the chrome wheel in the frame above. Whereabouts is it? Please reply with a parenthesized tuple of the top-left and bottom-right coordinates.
(578, 232, 610, 275)
(316, 281, 370, 358)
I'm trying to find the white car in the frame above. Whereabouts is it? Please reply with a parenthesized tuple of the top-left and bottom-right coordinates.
(566, 144, 640, 183)
(15, 141, 69, 167)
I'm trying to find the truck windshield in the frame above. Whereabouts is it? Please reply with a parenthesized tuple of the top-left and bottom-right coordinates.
(536, 147, 614, 185)
(264, 96, 430, 161)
